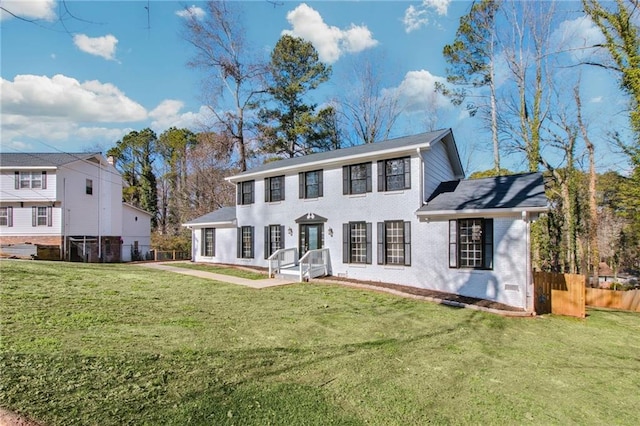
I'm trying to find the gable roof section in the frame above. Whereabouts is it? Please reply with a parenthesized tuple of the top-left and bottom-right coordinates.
(417, 172, 548, 217)
(0, 152, 103, 169)
(227, 128, 464, 182)
(182, 206, 237, 227)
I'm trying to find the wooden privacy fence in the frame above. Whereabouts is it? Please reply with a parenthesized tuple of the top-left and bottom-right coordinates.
(534, 272, 586, 318)
(586, 288, 640, 312)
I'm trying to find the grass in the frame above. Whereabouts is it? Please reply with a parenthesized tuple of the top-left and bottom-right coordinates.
(171, 262, 268, 280)
(1, 260, 639, 425)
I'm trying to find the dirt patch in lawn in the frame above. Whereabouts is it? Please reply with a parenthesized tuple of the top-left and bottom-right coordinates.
(0, 408, 43, 426)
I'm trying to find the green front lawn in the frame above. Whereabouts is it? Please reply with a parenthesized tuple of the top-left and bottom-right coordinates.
(1, 260, 638, 425)
(171, 262, 268, 280)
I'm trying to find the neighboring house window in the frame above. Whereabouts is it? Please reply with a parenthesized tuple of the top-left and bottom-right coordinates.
(449, 219, 493, 269)
(86, 179, 93, 195)
(265, 176, 285, 202)
(237, 226, 254, 258)
(378, 157, 411, 191)
(201, 228, 215, 257)
(299, 170, 323, 199)
(237, 181, 255, 205)
(264, 225, 285, 258)
(342, 222, 372, 264)
(32, 206, 52, 227)
(343, 163, 372, 195)
(16, 171, 47, 189)
(377, 221, 411, 266)
(0, 207, 13, 227)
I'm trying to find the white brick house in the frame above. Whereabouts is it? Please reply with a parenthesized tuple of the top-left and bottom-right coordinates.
(0, 152, 152, 262)
(183, 129, 548, 310)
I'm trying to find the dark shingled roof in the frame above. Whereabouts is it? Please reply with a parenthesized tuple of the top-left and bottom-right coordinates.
(233, 128, 454, 178)
(417, 172, 548, 214)
(183, 206, 236, 226)
(0, 152, 101, 168)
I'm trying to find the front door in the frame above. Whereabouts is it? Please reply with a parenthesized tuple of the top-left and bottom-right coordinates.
(299, 224, 323, 256)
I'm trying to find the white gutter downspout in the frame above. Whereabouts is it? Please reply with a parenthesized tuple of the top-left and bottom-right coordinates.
(417, 147, 426, 205)
(524, 211, 533, 312)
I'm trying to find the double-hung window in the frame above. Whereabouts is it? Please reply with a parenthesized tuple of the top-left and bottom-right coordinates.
(299, 170, 323, 199)
(449, 218, 493, 269)
(343, 163, 372, 195)
(377, 221, 411, 266)
(237, 181, 255, 205)
(237, 226, 254, 258)
(265, 176, 285, 202)
(264, 225, 285, 258)
(16, 171, 46, 189)
(0, 207, 13, 227)
(201, 228, 215, 257)
(32, 206, 52, 227)
(378, 157, 410, 191)
(343, 222, 372, 264)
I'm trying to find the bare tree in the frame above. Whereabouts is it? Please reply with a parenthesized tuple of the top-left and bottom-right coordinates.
(181, 0, 266, 171)
(338, 52, 401, 145)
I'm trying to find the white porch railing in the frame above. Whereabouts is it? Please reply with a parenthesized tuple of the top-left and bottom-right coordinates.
(268, 247, 298, 277)
(298, 248, 330, 282)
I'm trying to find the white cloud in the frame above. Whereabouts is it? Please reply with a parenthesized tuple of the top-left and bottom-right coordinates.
(389, 69, 451, 112)
(149, 100, 212, 132)
(283, 3, 378, 64)
(590, 96, 603, 103)
(403, 0, 450, 33)
(73, 34, 118, 61)
(1, 74, 147, 122)
(0, 0, 56, 21)
(551, 16, 606, 63)
(175, 5, 205, 20)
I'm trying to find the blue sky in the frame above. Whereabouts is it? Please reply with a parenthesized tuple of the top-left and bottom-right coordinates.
(0, 0, 634, 174)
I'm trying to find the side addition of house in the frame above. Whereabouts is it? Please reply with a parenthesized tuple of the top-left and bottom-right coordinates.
(183, 129, 548, 311)
(0, 152, 152, 262)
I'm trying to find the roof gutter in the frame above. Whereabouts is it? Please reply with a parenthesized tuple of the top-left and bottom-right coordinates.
(416, 205, 550, 219)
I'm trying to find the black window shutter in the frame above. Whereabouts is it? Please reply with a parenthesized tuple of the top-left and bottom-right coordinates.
(366, 222, 373, 264)
(377, 222, 385, 265)
(318, 170, 323, 197)
(483, 219, 494, 270)
(14, 172, 19, 190)
(212, 229, 216, 257)
(265, 178, 270, 203)
(47, 206, 53, 227)
(250, 181, 255, 204)
(236, 183, 241, 205)
(280, 225, 285, 250)
(404, 221, 411, 266)
(299, 172, 304, 198)
(42, 171, 47, 189)
(7, 206, 13, 227)
(342, 166, 350, 195)
(264, 226, 270, 259)
(201, 229, 205, 256)
(250, 226, 255, 258)
(403, 158, 411, 189)
(237, 227, 242, 258)
(377, 160, 385, 191)
(449, 220, 458, 268)
(280, 176, 285, 200)
(365, 162, 372, 192)
(32, 206, 36, 227)
(342, 223, 349, 264)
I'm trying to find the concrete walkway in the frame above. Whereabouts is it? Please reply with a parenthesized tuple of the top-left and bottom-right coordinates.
(135, 262, 298, 289)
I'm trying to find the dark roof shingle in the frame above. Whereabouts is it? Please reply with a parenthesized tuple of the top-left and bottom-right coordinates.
(417, 172, 548, 214)
(183, 206, 236, 226)
(0, 152, 101, 168)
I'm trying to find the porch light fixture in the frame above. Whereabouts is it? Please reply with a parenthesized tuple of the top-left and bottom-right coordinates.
(288, 227, 293, 236)
(328, 227, 333, 237)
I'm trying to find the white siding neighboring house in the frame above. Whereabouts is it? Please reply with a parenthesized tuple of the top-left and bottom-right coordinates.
(0, 152, 152, 262)
(183, 129, 548, 311)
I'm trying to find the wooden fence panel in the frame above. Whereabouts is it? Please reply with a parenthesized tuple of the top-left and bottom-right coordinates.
(534, 272, 586, 318)
(586, 288, 640, 312)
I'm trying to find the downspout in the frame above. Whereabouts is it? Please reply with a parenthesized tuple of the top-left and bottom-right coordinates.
(98, 159, 102, 262)
(62, 177, 66, 261)
(524, 211, 532, 312)
(417, 147, 425, 206)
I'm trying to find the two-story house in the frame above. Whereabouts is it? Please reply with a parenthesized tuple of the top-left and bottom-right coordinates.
(0, 152, 152, 262)
(183, 129, 548, 311)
